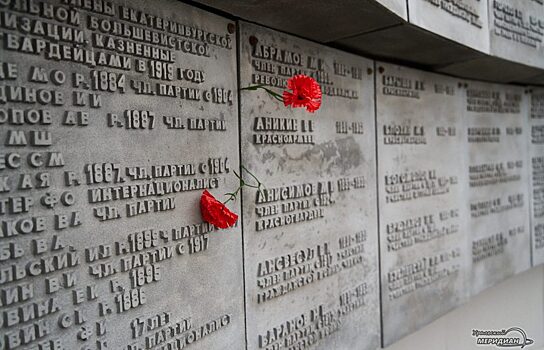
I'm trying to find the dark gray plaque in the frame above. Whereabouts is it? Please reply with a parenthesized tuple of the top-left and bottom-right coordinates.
(465, 81, 531, 296)
(489, 0, 544, 69)
(239, 22, 380, 350)
(530, 89, 544, 266)
(408, 0, 489, 52)
(376, 63, 470, 346)
(0, 1, 245, 349)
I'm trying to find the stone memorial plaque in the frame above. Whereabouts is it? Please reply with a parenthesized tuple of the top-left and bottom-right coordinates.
(376, 0, 408, 19)
(0, 1, 245, 349)
(408, 0, 489, 52)
(376, 63, 470, 346)
(465, 81, 531, 296)
(489, 0, 544, 69)
(529, 89, 544, 266)
(239, 22, 380, 350)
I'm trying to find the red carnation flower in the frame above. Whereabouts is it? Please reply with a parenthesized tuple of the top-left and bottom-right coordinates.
(283, 75, 322, 113)
(200, 190, 238, 229)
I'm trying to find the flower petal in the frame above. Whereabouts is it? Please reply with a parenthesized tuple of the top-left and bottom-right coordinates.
(200, 190, 238, 229)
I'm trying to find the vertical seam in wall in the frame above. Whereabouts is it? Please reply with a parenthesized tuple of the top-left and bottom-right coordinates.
(406, 0, 410, 22)
(235, 21, 249, 350)
(528, 92, 534, 267)
(373, 61, 385, 348)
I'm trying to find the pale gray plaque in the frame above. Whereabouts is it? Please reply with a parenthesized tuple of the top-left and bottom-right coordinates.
(489, 0, 544, 69)
(530, 89, 544, 266)
(239, 22, 380, 350)
(0, 1, 245, 349)
(376, 63, 470, 346)
(408, 0, 489, 52)
(376, 0, 408, 19)
(465, 81, 532, 296)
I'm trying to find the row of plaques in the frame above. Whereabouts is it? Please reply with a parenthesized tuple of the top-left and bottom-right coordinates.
(0, 0, 541, 349)
(381, 0, 544, 70)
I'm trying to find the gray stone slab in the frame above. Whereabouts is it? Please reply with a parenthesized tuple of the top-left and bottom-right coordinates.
(196, 0, 405, 43)
(408, 0, 489, 53)
(0, 0, 245, 349)
(489, 0, 544, 69)
(376, 63, 470, 346)
(464, 81, 532, 296)
(438, 56, 544, 84)
(239, 22, 380, 350)
(335, 23, 484, 68)
(376, 0, 408, 19)
(529, 89, 544, 266)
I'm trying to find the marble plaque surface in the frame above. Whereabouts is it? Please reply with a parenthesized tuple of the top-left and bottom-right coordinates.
(530, 89, 544, 266)
(408, 0, 489, 53)
(489, 0, 544, 69)
(239, 22, 380, 350)
(465, 81, 531, 296)
(0, 1, 245, 349)
(376, 63, 470, 346)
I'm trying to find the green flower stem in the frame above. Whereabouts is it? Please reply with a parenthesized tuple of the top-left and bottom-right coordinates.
(223, 166, 266, 205)
(240, 85, 283, 102)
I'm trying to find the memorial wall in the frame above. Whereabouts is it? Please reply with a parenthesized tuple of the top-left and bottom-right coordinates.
(376, 64, 469, 346)
(0, 0, 542, 349)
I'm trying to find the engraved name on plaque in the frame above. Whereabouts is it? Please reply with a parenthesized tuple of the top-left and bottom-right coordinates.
(465, 81, 531, 296)
(489, 0, 544, 69)
(0, 0, 245, 349)
(408, 0, 489, 52)
(239, 22, 380, 350)
(530, 89, 544, 266)
(376, 63, 470, 346)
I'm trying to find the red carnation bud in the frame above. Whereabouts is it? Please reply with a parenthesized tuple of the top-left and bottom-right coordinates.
(200, 190, 238, 229)
(283, 74, 322, 113)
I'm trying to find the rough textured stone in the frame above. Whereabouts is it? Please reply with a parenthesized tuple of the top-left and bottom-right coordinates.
(408, 0, 489, 52)
(0, 0, 245, 349)
(529, 89, 544, 266)
(376, 63, 470, 346)
(239, 21, 380, 350)
(488, 0, 544, 69)
(464, 81, 532, 296)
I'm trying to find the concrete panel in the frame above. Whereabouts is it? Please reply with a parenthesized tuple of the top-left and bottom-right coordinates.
(376, 63, 470, 346)
(239, 21, 380, 350)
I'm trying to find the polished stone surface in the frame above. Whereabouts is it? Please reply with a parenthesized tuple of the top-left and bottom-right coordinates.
(239, 21, 380, 350)
(488, 0, 544, 69)
(408, 0, 489, 52)
(464, 81, 532, 296)
(530, 89, 544, 266)
(376, 63, 470, 346)
(0, 0, 245, 349)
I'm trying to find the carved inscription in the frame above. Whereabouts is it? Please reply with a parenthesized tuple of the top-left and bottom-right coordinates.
(408, 0, 489, 51)
(530, 90, 544, 265)
(239, 23, 379, 350)
(465, 82, 531, 295)
(489, 0, 544, 68)
(0, 0, 244, 349)
(417, 0, 483, 28)
(377, 64, 469, 346)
